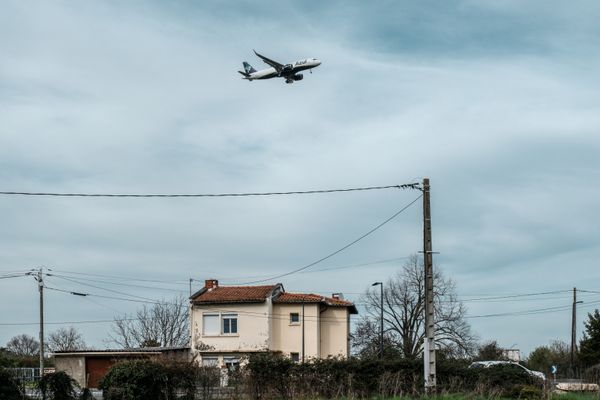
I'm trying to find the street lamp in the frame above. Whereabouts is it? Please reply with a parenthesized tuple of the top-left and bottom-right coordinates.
(372, 282, 383, 359)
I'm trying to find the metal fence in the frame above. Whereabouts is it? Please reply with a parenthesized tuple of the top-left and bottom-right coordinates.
(5, 367, 41, 382)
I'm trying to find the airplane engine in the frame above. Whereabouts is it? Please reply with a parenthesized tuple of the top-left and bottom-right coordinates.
(293, 74, 304, 81)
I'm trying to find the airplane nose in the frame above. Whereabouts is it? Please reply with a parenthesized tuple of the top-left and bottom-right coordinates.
(315, 59, 321, 66)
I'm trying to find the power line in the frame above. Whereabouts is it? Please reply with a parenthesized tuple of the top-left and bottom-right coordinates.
(458, 290, 571, 302)
(465, 300, 600, 319)
(15, 286, 599, 327)
(234, 195, 423, 285)
(0, 272, 33, 280)
(191, 257, 410, 282)
(46, 275, 164, 303)
(49, 269, 190, 285)
(48, 273, 186, 293)
(0, 183, 420, 198)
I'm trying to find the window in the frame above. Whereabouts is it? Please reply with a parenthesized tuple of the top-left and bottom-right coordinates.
(222, 314, 238, 334)
(203, 314, 219, 335)
(290, 352, 300, 363)
(202, 357, 219, 367)
(290, 313, 300, 324)
(224, 357, 240, 371)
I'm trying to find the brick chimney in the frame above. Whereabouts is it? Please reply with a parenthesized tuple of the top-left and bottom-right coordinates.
(205, 279, 219, 290)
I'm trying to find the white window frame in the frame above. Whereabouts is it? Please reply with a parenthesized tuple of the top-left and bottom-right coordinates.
(202, 313, 220, 336)
(222, 313, 238, 335)
(201, 312, 239, 337)
(201, 357, 219, 367)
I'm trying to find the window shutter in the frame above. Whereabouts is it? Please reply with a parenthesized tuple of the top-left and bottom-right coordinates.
(203, 314, 219, 335)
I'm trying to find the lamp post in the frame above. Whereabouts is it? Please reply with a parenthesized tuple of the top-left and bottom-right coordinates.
(372, 282, 383, 359)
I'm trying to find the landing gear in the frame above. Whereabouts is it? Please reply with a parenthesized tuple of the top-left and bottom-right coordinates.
(285, 78, 294, 84)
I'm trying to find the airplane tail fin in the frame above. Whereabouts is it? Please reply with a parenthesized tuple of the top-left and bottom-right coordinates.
(243, 62, 256, 74)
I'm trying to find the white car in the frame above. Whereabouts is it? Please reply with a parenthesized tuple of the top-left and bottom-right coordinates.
(469, 361, 546, 381)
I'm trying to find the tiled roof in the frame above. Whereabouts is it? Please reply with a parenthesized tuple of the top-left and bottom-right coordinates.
(274, 292, 355, 308)
(191, 285, 278, 304)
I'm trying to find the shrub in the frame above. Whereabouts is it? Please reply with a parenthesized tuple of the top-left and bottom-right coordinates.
(99, 359, 219, 400)
(99, 360, 169, 400)
(38, 371, 78, 400)
(0, 368, 23, 400)
(583, 363, 600, 384)
(519, 384, 544, 400)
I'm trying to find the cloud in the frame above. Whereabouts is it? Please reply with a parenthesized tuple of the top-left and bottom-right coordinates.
(1, 1, 599, 353)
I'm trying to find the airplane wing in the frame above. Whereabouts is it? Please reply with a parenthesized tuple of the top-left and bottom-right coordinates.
(253, 50, 284, 72)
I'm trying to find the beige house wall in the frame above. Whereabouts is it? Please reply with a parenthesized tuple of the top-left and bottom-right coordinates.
(191, 303, 270, 353)
(271, 303, 320, 359)
(55, 356, 86, 388)
(320, 307, 350, 357)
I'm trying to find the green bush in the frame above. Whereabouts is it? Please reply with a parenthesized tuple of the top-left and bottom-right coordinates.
(244, 353, 546, 399)
(99, 359, 220, 400)
(0, 368, 23, 400)
(99, 360, 169, 400)
(472, 364, 544, 398)
(519, 384, 544, 400)
(38, 371, 78, 400)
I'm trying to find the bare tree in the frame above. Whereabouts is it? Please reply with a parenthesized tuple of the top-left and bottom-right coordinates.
(6, 334, 40, 357)
(47, 327, 86, 352)
(109, 296, 189, 348)
(354, 255, 477, 359)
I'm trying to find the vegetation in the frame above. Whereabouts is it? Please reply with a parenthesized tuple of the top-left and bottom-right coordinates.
(38, 371, 78, 400)
(99, 359, 219, 400)
(0, 368, 23, 400)
(580, 310, 600, 368)
(473, 340, 506, 361)
(108, 296, 189, 348)
(5, 334, 39, 358)
(353, 255, 477, 359)
(47, 327, 86, 352)
(526, 340, 570, 378)
(244, 352, 542, 400)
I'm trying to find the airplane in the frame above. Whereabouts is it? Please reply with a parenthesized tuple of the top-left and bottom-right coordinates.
(238, 50, 321, 84)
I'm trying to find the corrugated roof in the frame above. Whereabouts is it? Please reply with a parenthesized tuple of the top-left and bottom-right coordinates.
(191, 285, 278, 304)
(53, 346, 190, 356)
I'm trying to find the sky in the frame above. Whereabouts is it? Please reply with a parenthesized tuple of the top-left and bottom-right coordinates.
(1, 0, 600, 356)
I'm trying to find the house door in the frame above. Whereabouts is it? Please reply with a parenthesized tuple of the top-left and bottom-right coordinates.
(85, 357, 116, 388)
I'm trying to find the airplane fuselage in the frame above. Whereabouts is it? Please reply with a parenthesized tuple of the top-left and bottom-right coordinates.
(243, 57, 321, 83)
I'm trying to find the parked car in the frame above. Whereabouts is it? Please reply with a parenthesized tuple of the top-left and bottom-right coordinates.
(469, 361, 546, 381)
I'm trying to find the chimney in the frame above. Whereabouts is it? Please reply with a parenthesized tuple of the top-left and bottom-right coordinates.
(331, 292, 343, 300)
(205, 279, 218, 290)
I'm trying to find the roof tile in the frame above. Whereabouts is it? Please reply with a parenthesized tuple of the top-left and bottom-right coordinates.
(274, 292, 355, 307)
(192, 285, 277, 304)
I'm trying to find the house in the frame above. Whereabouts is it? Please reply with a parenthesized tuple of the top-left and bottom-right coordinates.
(53, 346, 190, 388)
(190, 279, 358, 368)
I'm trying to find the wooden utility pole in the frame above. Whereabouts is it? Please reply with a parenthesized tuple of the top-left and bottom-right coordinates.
(37, 268, 44, 378)
(423, 178, 436, 392)
(570, 287, 578, 376)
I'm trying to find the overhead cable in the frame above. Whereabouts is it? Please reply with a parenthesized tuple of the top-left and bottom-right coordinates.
(0, 183, 420, 198)
(233, 195, 423, 285)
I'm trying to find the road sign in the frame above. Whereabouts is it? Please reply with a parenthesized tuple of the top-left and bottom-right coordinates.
(551, 365, 558, 374)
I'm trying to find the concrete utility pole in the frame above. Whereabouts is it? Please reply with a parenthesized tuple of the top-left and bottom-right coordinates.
(422, 178, 436, 392)
(37, 267, 44, 377)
